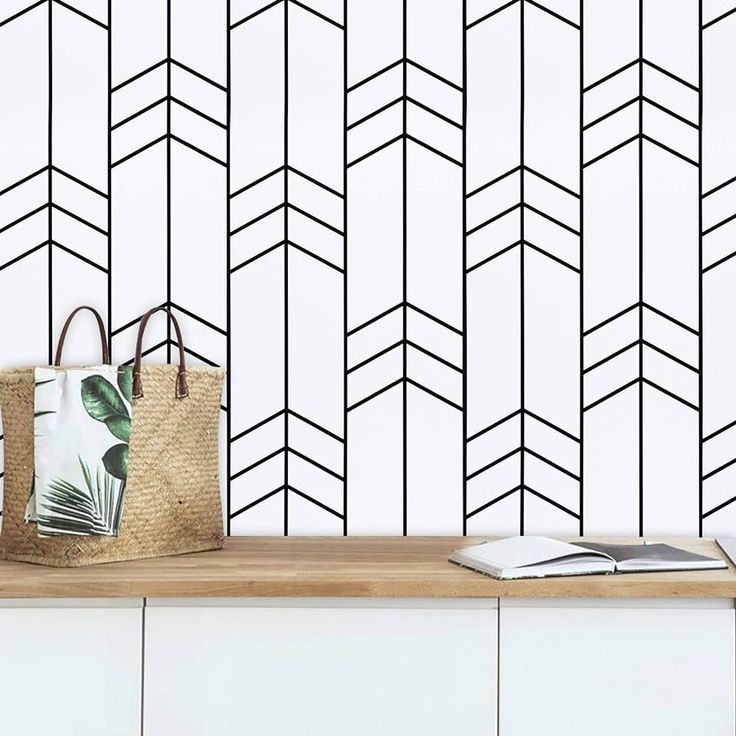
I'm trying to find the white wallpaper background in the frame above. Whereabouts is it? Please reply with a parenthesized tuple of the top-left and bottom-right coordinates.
(1, 0, 736, 537)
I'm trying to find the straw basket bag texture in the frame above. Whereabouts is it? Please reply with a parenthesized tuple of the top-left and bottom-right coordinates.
(0, 306, 225, 566)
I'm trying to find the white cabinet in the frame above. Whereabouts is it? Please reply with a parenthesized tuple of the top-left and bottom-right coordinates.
(499, 598, 735, 736)
(143, 598, 498, 736)
(0, 599, 142, 736)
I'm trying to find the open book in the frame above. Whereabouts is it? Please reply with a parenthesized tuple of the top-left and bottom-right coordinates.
(449, 537, 726, 580)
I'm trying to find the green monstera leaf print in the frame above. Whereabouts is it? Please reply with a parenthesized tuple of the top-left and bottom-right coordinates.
(103, 443, 129, 481)
(80, 369, 133, 483)
(81, 374, 132, 443)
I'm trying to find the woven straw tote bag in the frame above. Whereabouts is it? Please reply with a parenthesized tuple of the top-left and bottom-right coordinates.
(0, 305, 224, 566)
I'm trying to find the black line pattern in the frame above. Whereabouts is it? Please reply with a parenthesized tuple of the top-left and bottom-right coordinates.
(0, 1, 734, 537)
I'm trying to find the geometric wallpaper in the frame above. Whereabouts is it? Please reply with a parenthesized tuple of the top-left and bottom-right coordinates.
(1, 0, 736, 539)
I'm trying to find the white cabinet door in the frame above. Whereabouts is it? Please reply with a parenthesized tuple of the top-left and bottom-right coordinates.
(500, 599, 735, 736)
(0, 599, 142, 736)
(144, 599, 497, 736)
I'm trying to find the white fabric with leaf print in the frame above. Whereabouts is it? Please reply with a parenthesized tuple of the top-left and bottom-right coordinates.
(29, 365, 133, 537)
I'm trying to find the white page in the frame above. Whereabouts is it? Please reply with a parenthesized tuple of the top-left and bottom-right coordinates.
(458, 536, 610, 569)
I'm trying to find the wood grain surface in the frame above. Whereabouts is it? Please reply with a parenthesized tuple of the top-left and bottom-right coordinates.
(0, 537, 734, 599)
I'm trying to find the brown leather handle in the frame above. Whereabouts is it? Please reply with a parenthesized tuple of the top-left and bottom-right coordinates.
(54, 306, 110, 366)
(132, 307, 188, 400)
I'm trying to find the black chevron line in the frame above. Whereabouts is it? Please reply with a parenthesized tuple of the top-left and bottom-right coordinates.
(524, 166, 579, 198)
(288, 240, 343, 273)
(583, 134, 639, 168)
(171, 97, 227, 129)
(703, 249, 736, 274)
(122, 339, 168, 365)
(704, 417, 736, 443)
(467, 409, 522, 443)
(525, 204, 579, 235)
(347, 340, 402, 374)
(288, 204, 343, 235)
(0, 204, 47, 235)
(289, 0, 342, 29)
(466, 485, 522, 518)
(704, 173, 736, 198)
(289, 448, 343, 480)
(466, 166, 520, 198)
(169, 342, 220, 367)
(584, 340, 638, 374)
(583, 59, 638, 93)
(287, 409, 344, 443)
(230, 166, 283, 199)
(702, 456, 736, 482)
(231, 410, 285, 443)
(110, 303, 167, 336)
(467, 448, 520, 481)
(170, 59, 227, 92)
(346, 59, 402, 93)
(524, 410, 580, 442)
(583, 97, 638, 131)
(642, 301, 698, 334)
(51, 203, 107, 235)
(347, 98, 403, 131)
(583, 302, 638, 336)
(230, 204, 283, 236)
(347, 378, 404, 412)
(406, 134, 461, 167)
(641, 134, 697, 167)
(230, 241, 284, 272)
(230, 447, 284, 481)
(406, 59, 462, 92)
(51, 240, 107, 273)
(466, 241, 521, 273)
(170, 134, 226, 166)
(406, 378, 462, 411)
(287, 166, 343, 198)
(703, 5, 736, 29)
(347, 302, 402, 336)
(111, 135, 167, 168)
(583, 377, 640, 412)
(702, 210, 736, 236)
(347, 337, 461, 375)
(51, 166, 107, 198)
(642, 96, 698, 129)
(525, 241, 579, 273)
(642, 378, 698, 411)
(466, 203, 520, 236)
(230, 0, 282, 30)
(406, 97, 462, 129)
(466, 0, 517, 31)
(347, 134, 403, 168)
(406, 340, 462, 372)
(0, 166, 46, 197)
(53, 0, 106, 28)
(702, 494, 736, 519)
(169, 301, 227, 335)
(525, 485, 579, 518)
(230, 486, 285, 519)
(0, 240, 47, 272)
(642, 339, 698, 373)
(111, 59, 167, 93)
(642, 59, 698, 92)
(0, 0, 45, 29)
(407, 302, 463, 335)
(525, 0, 578, 29)
(526, 448, 579, 480)
(287, 485, 343, 518)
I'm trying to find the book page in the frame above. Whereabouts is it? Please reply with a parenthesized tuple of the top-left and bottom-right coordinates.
(460, 536, 613, 569)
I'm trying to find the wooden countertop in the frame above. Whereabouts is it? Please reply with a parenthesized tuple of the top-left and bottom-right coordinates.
(0, 537, 735, 599)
